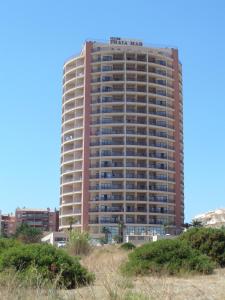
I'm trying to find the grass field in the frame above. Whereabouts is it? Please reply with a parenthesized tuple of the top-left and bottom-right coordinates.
(1, 245, 225, 300)
(67, 245, 225, 300)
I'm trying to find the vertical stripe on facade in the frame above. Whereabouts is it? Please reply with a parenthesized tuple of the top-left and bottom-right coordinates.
(172, 48, 183, 231)
(82, 42, 92, 230)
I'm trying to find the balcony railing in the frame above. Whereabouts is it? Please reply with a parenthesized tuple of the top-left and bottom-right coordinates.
(90, 185, 124, 190)
(92, 108, 124, 114)
(149, 196, 169, 202)
(91, 196, 124, 201)
(90, 152, 124, 157)
(90, 141, 123, 146)
(93, 130, 124, 135)
(89, 207, 124, 213)
(149, 208, 174, 214)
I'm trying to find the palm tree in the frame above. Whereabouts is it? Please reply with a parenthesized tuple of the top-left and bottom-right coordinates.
(117, 220, 125, 243)
(101, 226, 111, 243)
(66, 216, 76, 231)
(191, 219, 203, 228)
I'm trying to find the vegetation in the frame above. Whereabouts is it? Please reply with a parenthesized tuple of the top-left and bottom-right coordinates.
(180, 227, 225, 266)
(0, 240, 94, 289)
(15, 223, 43, 243)
(190, 219, 203, 227)
(0, 238, 21, 254)
(117, 220, 126, 243)
(66, 229, 91, 256)
(121, 239, 215, 276)
(101, 226, 111, 244)
(1, 244, 225, 299)
(66, 216, 78, 231)
(120, 242, 136, 251)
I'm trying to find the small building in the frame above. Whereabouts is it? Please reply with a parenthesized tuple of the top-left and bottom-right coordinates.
(125, 233, 174, 245)
(41, 231, 68, 246)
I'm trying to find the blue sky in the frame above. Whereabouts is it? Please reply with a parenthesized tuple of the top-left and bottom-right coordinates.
(0, 0, 225, 221)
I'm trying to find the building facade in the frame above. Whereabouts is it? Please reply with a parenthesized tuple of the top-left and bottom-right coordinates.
(0, 213, 16, 237)
(60, 38, 184, 239)
(16, 208, 59, 232)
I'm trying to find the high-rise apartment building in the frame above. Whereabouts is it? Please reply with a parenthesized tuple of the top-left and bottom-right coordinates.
(60, 38, 184, 239)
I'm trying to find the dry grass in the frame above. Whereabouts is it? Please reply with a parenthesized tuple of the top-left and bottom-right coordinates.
(64, 245, 225, 300)
(1, 245, 225, 300)
(0, 270, 62, 300)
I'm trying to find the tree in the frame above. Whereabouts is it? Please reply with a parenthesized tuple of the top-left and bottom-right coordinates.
(101, 226, 111, 244)
(66, 216, 77, 231)
(117, 220, 125, 243)
(191, 219, 203, 228)
(15, 223, 42, 243)
(183, 222, 192, 229)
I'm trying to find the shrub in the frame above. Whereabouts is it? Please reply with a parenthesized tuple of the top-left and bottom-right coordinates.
(67, 230, 91, 256)
(120, 242, 136, 251)
(180, 227, 225, 266)
(15, 223, 43, 243)
(121, 239, 215, 276)
(0, 238, 21, 255)
(67, 229, 91, 255)
(0, 243, 94, 289)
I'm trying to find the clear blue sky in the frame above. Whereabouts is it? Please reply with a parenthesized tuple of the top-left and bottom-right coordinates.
(0, 0, 225, 221)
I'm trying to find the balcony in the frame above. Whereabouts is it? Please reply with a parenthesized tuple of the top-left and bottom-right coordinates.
(127, 108, 147, 114)
(149, 153, 168, 159)
(149, 142, 174, 150)
(126, 151, 147, 157)
(149, 120, 168, 128)
(126, 141, 147, 146)
(92, 195, 124, 202)
(90, 151, 124, 157)
(126, 185, 147, 190)
(92, 108, 124, 114)
(149, 208, 174, 214)
(149, 196, 172, 203)
(97, 130, 124, 135)
(113, 66, 124, 71)
(149, 186, 175, 193)
(126, 173, 147, 179)
(90, 140, 123, 146)
(149, 220, 164, 225)
(90, 173, 123, 179)
(126, 119, 147, 125)
(126, 208, 147, 213)
(90, 185, 123, 190)
(89, 207, 123, 213)
(126, 196, 147, 202)
(101, 162, 124, 168)
(102, 97, 124, 103)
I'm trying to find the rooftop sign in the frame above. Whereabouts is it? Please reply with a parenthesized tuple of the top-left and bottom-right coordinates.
(110, 37, 143, 47)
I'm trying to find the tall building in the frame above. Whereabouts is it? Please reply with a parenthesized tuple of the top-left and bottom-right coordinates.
(60, 37, 184, 239)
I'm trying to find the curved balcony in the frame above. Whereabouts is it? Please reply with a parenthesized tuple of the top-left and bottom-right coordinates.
(61, 190, 82, 196)
(89, 184, 124, 191)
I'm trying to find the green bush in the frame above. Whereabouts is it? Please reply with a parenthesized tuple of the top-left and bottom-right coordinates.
(0, 243, 94, 289)
(15, 223, 43, 243)
(120, 242, 136, 251)
(0, 238, 21, 255)
(67, 230, 91, 256)
(180, 227, 225, 266)
(121, 239, 215, 276)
